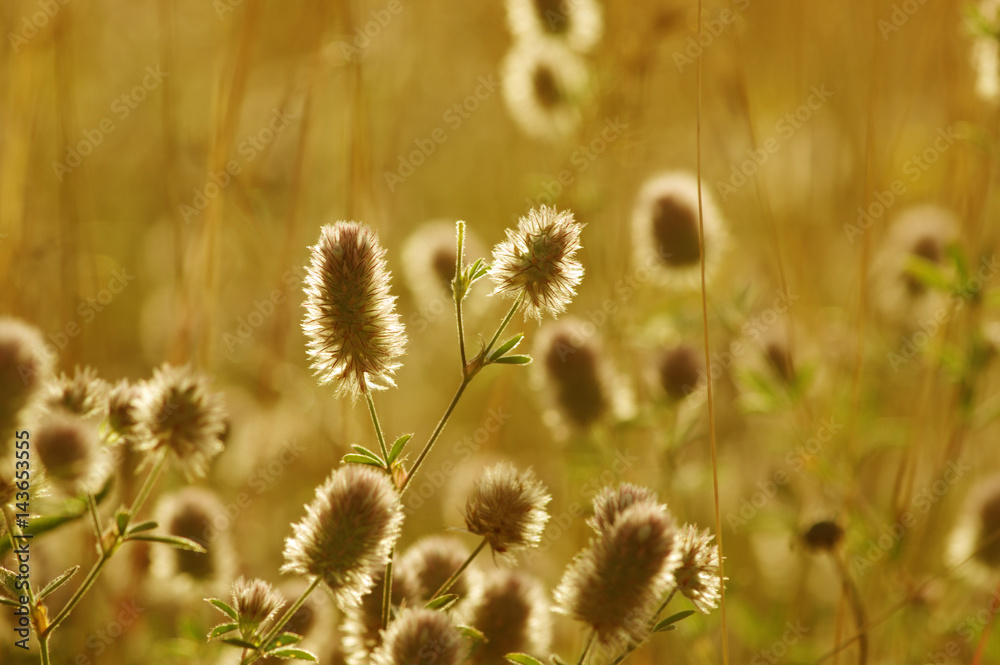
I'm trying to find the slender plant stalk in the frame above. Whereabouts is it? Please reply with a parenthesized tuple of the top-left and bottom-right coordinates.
(44, 450, 168, 636)
(833, 553, 868, 665)
(366, 392, 389, 463)
(381, 555, 393, 630)
(609, 588, 678, 665)
(576, 629, 596, 665)
(1, 506, 45, 664)
(454, 221, 468, 369)
(400, 378, 469, 497)
(430, 538, 487, 600)
(695, 2, 728, 663)
(482, 295, 523, 362)
(246, 576, 322, 665)
(85, 494, 104, 555)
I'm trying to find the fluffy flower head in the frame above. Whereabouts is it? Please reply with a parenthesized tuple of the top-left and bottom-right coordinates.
(464, 462, 551, 555)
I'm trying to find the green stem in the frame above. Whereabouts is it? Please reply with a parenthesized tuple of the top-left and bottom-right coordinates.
(246, 576, 321, 665)
(86, 494, 104, 555)
(38, 632, 50, 665)
(430, 538, 487, 600)
(366, 392, 389, 463)
(610, 588, 678, 665)
(482, 295, 523, 362)
(381, 555, 393, 630)
(576, 629, 596, 665)
(44, 450, 168, 636)
(400, 377, 470, 497)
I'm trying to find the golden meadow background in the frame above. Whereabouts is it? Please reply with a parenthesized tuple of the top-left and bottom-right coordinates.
(2, 0, 999, 663)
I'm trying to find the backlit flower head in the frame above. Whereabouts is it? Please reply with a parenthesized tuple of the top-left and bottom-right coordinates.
(135, 364, 227, 479)
(464, 462, 551, 556)
(506, 0, 604, 53)
(672, 524, 723, 613)
(554, 502, 680, 645)
(490, 206, 584, 321)
(231, 576, 286, 637)
(398, 535, 482, 602)
(303, 222, 407, 399)
(465, 569, 552, 665)
(0, 317, 53, 435)
(106, 379, 142, 445)
(501, 39, 589, 141)
(42, 366, 108, 419)
(34, 411, 104, 495)
(588, 483, 659, 536)
(341, 564, 418, 665)
(282, 465, 404, 609)
(632, 172, 729, 291)
(371, 608, 461, 665)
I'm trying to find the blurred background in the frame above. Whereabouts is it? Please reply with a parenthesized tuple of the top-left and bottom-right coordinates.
(2, 0, 1000, 663)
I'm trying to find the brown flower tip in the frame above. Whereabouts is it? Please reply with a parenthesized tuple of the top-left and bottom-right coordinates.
(282, 465, 404, 609)
(135, 364, 227, 479)
(231, 576, 285, 637)
(673, 525, 723, 613)
(538, 321, 609, 428)
(764, 338, 796, 384)
(152, 487, 234, 590)
(42, 366, 109, 419)
(464, 462, 551, 555)
(490, 206, 584, 321)
(371, 608, 461, 665)
(554, 502, 680, 645)
(501, 41, 589, 141)
(107, 379, 142, 444)
(465, 569, 551, 665)
(588, 484, 659, 536)
(632, 172, 728, 291)
(341, 565, 418, 665)
(0, 317, 53, 434)
(303, 222, 407, 399)
(398, 535, 481, 602)
(506, 0, 603, 53)
(34, 411, 102, 494)
(802, 519, 843, 553)
(658, 345, 703, 400)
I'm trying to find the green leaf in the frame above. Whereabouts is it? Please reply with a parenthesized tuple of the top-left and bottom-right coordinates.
(266, 633, 303, 649)
(0, 567, 20, 600)
(125, 520, 158, 536)
(116, 509, 131, 535)
(489, 334, 524, 362)
(387, 434, 412, 465)
(492, 354, 532, 365)
(550, 656, 568, 665)
(0, 597, 19, 607)
(222, 637, 259, 650)
(267, 648, 318, 661)
(424, 594, 459, 611)
(653, 610, 696, 632)
(38, 565, 80, 600)
(341, 454, 385, 467)
(458, 624, 487, 643)
(129, 533, 207, 553)
(207, 598, 239, 620)
(208, 622, 238, 640)
(350, 445, 383, 462)
(905, 255, 950, 292)
(505, 654, 545, 665)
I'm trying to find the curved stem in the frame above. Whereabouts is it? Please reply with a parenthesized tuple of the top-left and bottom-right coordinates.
(129, 449, 168, 517)
(430, 538, 487, 600)
(576, 629, 596, 665)
(381, 555, 393, 630)
(400, 378, 469, 497)
(833, 552, 868, 665)
(482, 295, 523, 361)
(246, 576, 322, 665)
(610, 588, 678, 665)
(86, 494, 104, 555)
(454, 221, 468, 370)
(366, 392, 389, 463)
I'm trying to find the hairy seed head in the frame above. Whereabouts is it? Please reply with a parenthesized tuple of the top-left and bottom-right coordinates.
(501, 40, 589, 141)
(490, 206, 584, 321)
(42, 366, 109, 419)
(0, 318, 53, 435)
(341, 564, 418, 665)
(282, 465, 404, 609)
(107, 379, 142, 444)
(371, 608, 461, 665)
(554, 502, 679, 645)
(464, 462, 551, 555)
(465, 569, 551, 665)
(231, 576, 286, 637)
(673, 525, 723, 613)
(135, 364, 227, 479)
(303, 222, 407, 399)
(588, 484, 660, 536)
(658, 345, 703, 400)
(506, 0, 604, 53)
(399, 535, 481, 602)
(152, 487, 234, 588)
(34, 411, 102, 494)
(802, 519, 844, 552)
(538, 321, 609, 428)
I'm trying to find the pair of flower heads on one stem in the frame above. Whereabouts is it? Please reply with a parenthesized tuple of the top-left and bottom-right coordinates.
(201, 205, 722, 664)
